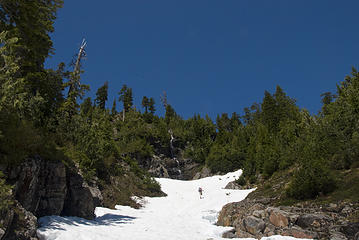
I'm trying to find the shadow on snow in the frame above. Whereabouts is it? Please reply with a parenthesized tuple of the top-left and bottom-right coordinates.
(38, 213, 136, 231)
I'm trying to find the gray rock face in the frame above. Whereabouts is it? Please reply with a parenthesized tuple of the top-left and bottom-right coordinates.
(10, 157, 67, 217)
(147, 154, 201, 180)
(192, 166, 212, 180)
(1, 157, 103, 240)
(61, 167, 95, 219)
(7, 156, 101, 220)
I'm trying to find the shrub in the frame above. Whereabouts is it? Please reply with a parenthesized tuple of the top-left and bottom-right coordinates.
(286, 161, 336, 199)
(236, 175, 246, 186)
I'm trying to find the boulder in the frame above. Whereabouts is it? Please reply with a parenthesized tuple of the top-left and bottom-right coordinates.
(282, 226, 318, 239)
(235, 229, 255, 238)
(263, 224, 275, 235)
(296, 213, 331, 229)
(217, 202, 241, 227)
(253, 210, 266, 218)
(224, 181, 242, 190)
(222, 229, 236, 238)
(268, 208, 289, 228)
(242, 216, 266, 235)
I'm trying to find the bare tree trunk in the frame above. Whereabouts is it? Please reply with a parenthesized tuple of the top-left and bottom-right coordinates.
(67, 39, 86, 99)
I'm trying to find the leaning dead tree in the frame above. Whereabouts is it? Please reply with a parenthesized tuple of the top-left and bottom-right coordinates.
(63, 39, 89, 118)
(67, 39, 87, 100)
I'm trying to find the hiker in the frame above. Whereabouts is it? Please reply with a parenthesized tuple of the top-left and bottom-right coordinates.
(198, 187, 204, 199)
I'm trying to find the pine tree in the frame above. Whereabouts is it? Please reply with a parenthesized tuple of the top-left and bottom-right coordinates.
(119, 84, 133, 112)
(165, 104, 176, 125)
(261, 90, 278, 132)
(80, 97, 93, 116)
(95, 81, 108, 109)
(118, 84, 133, 121)
(149, 97, 156, 115)
(111, 98, 117, 116)
(142, 96, 149, 113)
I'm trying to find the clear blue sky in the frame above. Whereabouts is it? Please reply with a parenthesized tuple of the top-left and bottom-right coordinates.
(46, 0, 359, 119)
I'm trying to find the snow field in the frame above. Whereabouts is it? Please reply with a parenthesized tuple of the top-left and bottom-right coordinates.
(37, 170, 310, 240)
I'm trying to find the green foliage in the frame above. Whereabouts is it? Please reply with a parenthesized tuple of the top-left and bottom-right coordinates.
(0, 110, 60, 166)
(95, 81, 108, 109)
(148, 97, 156, 115)
(286, 161, 336, 200)
(236, 175, 246, 186)
(184, 114, 215, 164)
(142, 96, 149, 113)
(0, 0, 64, 122)
(111, 98, 117, 116)
(0, 171, 12, 213)
(119, 84, 133, 112)
(80, 97, 93, 116)
(206, 139, 243, 173)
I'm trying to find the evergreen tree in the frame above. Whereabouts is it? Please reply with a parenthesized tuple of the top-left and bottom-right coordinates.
(0, 0, 64, 120)
(80, 97, 93, 116)
(149, 97, 156, 115)
(119, 84, 133, 112)
(165, 104, 176, 125)
(95, 81, 108, 109)
(111, 98, 117, 116)
(261, 90, 278, 132)
(142, 96, 149, 113)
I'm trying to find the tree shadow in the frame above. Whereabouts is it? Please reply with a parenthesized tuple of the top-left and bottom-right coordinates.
(37, 213, 136, 232)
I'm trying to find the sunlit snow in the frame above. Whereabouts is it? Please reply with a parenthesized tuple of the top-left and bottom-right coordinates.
(37, 170, 309, 240)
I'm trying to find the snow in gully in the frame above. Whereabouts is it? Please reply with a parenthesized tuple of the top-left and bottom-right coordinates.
(36, 170, 309, 240)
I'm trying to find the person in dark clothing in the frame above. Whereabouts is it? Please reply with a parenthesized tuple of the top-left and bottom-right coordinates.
(198, 187, 204, 199)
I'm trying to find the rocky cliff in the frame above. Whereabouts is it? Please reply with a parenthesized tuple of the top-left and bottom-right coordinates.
(0, 156, 102, 239)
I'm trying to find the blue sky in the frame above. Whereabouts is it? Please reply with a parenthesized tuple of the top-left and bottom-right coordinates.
(46, 0, 359, 119)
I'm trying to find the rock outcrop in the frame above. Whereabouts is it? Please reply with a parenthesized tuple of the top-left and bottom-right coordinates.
(1, 156, 103, 239)
(217, 198, 359, 239)
(8, 157, 101, 220)
(146, 154, 201, 180)
(10, 157, 67, 217)
(192, 166, 212, 180)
